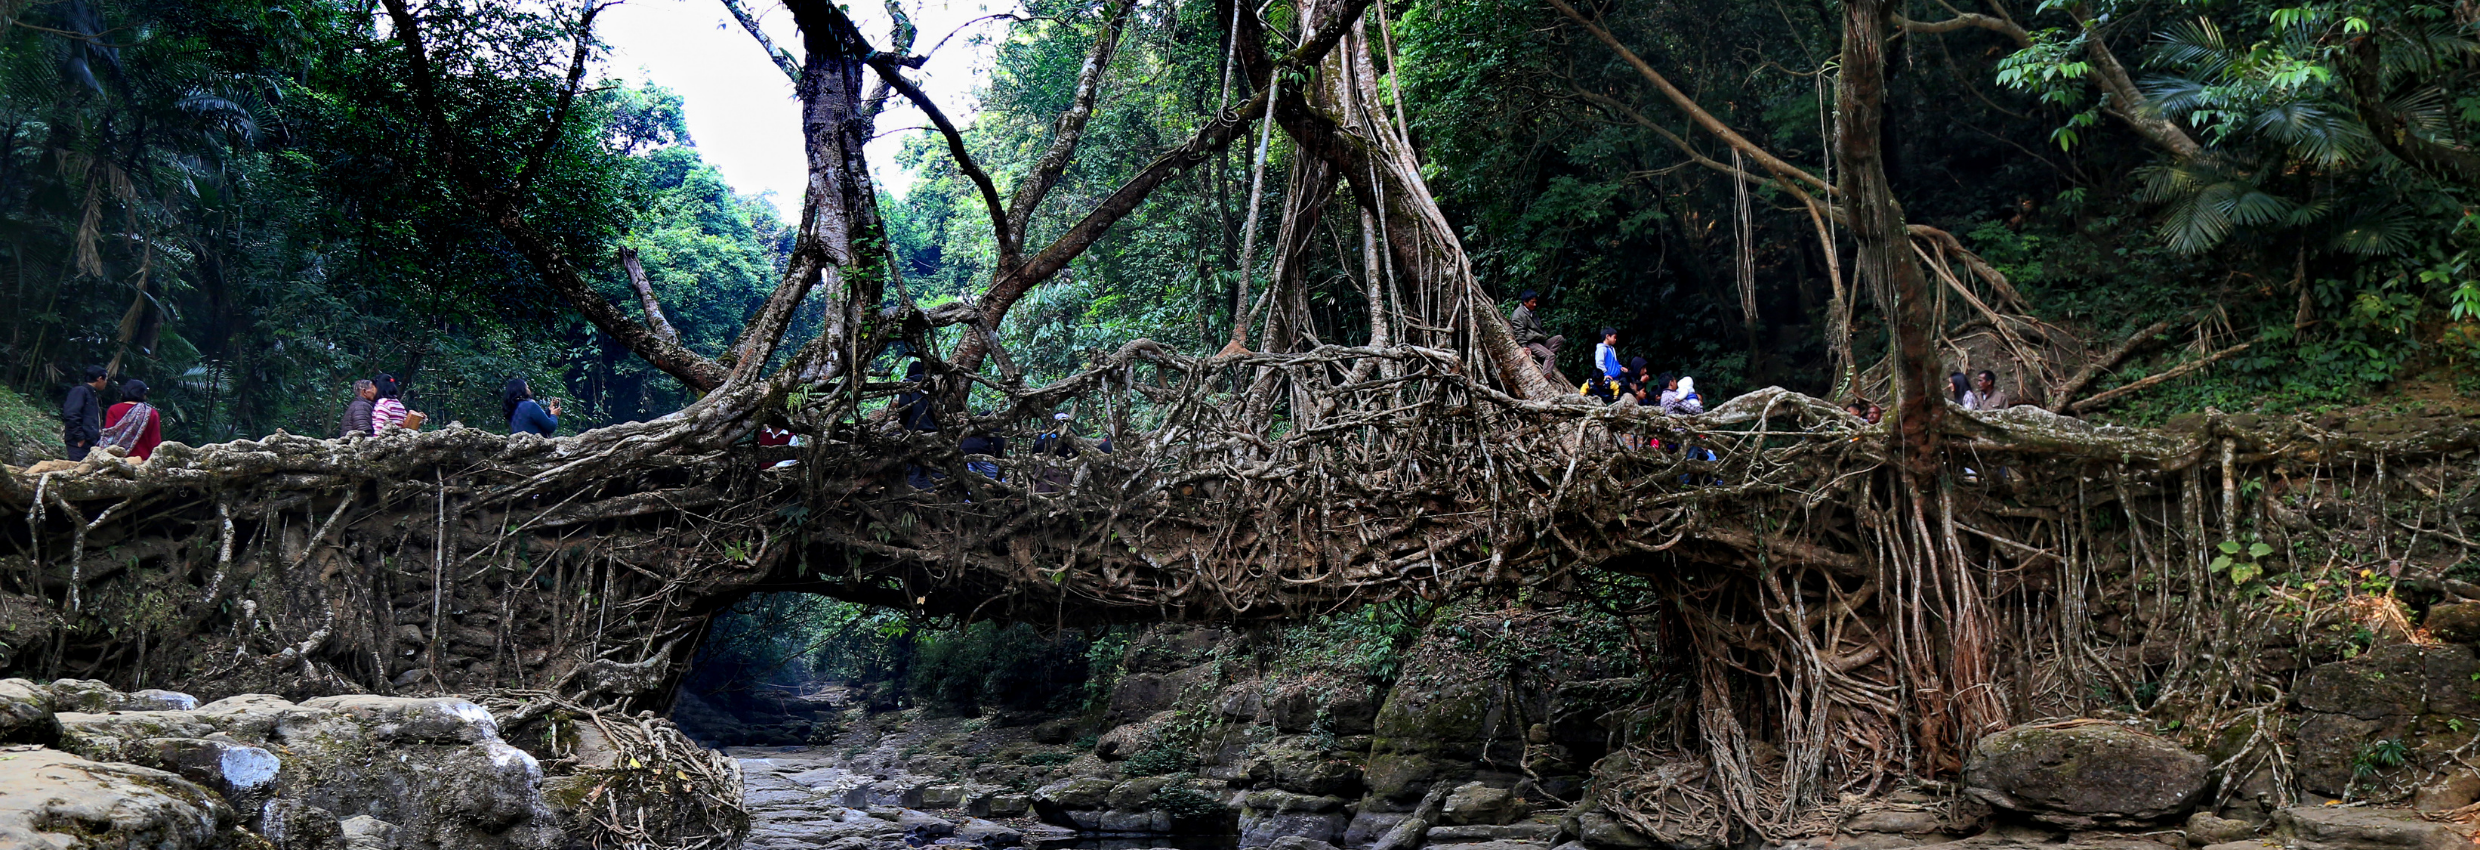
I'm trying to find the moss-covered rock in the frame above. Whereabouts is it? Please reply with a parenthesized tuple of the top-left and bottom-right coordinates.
(0, 746, 240, 849)
(1961, 721, 2207, 827)
(0, 678, 58, 746)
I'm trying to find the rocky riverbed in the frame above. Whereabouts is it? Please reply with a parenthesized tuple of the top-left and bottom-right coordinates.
(18, 605, 2480, 849)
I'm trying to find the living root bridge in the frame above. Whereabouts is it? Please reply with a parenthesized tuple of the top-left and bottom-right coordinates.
(8, 345, 2480, 843)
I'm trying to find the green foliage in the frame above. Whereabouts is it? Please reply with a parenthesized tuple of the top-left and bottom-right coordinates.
(1272, 599, 1438, 686)
(0, 386, 57, 461)
(2353, 737, 2409, 777)
(0, 1, 781, 440)
(2209, 538, 2277, 584)
(1118, 742, 1197, 777)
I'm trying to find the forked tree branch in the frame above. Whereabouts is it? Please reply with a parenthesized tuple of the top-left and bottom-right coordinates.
(1004, 0, 1138, 249)
(947, 0, 1381, 373)
(2070, 341, 2252, 414)
(868, 57, 1016, 258)
(382, 0, 730, 393)
(1896, 2, 2201, 160)
(720, 0, 803, 81)
(2048, 316, 2176, 412)
(518, 1, 606, 199)
(1544, 0, 1833, 194)
(620, 247, 684, 345)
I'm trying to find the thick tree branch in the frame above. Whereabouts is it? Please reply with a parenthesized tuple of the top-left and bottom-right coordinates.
(1544, 0, 1832, 194)
(2070, 341, 2252, 414)
(2048, 317, 2175, 412)
(719, 0, 803, 81)
(383, 0, 729, 393)
(948, 0, 1380, 374)
(620, 247, 684, 346)
(1897, 3, 2202, 160)
(869, 58, 1015, 256)
(2347, 36, 2480, 188)
(1004, 0, 1138, 247)
(517, 1, 605, 199)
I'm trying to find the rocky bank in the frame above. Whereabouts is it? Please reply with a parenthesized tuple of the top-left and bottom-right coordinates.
(16, 602, 2480, 849)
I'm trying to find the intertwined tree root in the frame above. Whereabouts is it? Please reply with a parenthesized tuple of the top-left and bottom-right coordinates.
(6, 344, 2475, 842)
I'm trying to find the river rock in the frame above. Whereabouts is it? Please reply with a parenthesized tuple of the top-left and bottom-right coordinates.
(966, 791, 1029, 817)
(0, 746, 238, 848)
(2185, 811, 2256, 845)
(2275, 805, 2477, 850)
(1961, 722, 2207, 827)
(117, 736, 283, 810)
(1427, 822, 1562, 844)
(43, 678, 197, 712)
(340, 815, 397, 850)
(2415, 771, 2480, 812)
(1442, 782, 1518, 826)
(0, 678, 58, 745)
(1242, 790, 1351, 846)
(952, 817, 1023, 848)
(49, 692, 561, 849)
(1572, 811, 1653, 848)
(258, 798, 347, 850)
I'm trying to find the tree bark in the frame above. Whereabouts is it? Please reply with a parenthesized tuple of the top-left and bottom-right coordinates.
(1837, 0, 1939, 471)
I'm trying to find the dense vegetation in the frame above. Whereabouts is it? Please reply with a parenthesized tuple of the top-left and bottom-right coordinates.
(0, 1, 787, 442)
(8, 0, 2480, 715)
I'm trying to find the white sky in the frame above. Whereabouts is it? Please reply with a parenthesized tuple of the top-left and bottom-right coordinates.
(596, 0, 1019, 212)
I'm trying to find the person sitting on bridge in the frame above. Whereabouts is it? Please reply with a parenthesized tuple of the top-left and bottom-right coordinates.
(894, 362, 940, 433)
(1623, 357, 1655, 406)
(61, 365, 107, 461)
(1509, 291, 1563, 380)
(894, 362, 943, 490)
(1967, 370, 2010, 411)
(1948, 372, 1972, 406)
(1665, 376, 1706, 416)
(340, 379, 377, 439)
(1032, 411, 1082, 493)
(959, 417, 1005, 481)
(503, 378, 558, 436)
(99, 379, 163, 462)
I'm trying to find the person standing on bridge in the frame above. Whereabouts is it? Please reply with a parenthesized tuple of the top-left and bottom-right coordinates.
(99, 379, 163, 461)
(374, 374, 430, 432)
(61, 365, 107, 461)
(1508, 291, 1563, 381)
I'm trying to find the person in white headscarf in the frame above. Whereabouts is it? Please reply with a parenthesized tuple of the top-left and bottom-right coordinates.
(1666, 376, 1706, 416)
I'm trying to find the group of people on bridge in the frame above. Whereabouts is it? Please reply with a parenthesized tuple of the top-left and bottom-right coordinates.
(1509, 291, 1709, 415)
(52, 367, 567, 464)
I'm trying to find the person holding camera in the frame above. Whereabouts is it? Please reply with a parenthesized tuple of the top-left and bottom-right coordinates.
(503, 377, 562, 436)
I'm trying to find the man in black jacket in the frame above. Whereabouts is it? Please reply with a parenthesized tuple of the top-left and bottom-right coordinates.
(61, 366, 107, 460)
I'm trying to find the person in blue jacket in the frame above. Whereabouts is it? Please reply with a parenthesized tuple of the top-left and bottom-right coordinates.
(504, 378, 561, 436)
(1595, 328, 1622, 382)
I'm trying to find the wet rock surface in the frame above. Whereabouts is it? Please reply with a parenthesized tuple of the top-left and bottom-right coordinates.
(0, 677, 562, 850)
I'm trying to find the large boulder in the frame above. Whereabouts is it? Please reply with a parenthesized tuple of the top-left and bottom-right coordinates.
(51, 692, 561, 849)
(0, 746, 239, 848)
(1961, 721, 2207, 827)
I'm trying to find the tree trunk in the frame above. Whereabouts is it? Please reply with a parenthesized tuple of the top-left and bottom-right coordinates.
(1837, 0, 1938, 472)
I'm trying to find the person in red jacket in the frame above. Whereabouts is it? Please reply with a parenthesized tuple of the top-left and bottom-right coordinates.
(101, 379, 163, 461)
